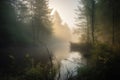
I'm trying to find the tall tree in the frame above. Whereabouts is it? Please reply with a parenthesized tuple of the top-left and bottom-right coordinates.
(31, 0, 52, 43)
(16, 0, 52, 44)
(91, 0, 95, 43)
(96, 0, 120, 45)
(0, 0, 53, 75)
(76, 0, 96, 43)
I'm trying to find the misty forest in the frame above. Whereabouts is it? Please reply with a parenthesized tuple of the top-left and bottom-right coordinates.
(0, 0, 120, 80)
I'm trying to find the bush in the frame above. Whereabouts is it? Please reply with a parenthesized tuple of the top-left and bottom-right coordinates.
(76, 43, 120, 80)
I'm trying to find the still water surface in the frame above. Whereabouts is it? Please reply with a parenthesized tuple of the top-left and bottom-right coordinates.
(55, 51, 86, 80)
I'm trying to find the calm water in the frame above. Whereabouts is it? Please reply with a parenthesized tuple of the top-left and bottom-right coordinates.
(55, 51, 86, 80)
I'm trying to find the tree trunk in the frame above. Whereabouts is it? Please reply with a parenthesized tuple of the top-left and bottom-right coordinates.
(112, 5, 115, 45)
(91, 0, 95, 44)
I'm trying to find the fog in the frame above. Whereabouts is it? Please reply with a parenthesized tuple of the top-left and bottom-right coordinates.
(48, 11, 72, 60)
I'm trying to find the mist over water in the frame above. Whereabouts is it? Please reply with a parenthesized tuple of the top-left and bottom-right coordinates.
(47, 11, 72, 60)
(47, 11, 86, 80)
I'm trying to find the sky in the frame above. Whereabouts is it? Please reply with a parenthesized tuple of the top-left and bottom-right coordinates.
(49, 0, 79, 29)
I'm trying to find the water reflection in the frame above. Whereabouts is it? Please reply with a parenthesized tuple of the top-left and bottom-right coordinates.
(56, 52, 86, 80)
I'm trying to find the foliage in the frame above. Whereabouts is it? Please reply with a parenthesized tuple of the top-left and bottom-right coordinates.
(75, 0, 120, 79)
(76, 0, 120, 45)
(76, 43, 120, 80)
(0, 0, 54, 79)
